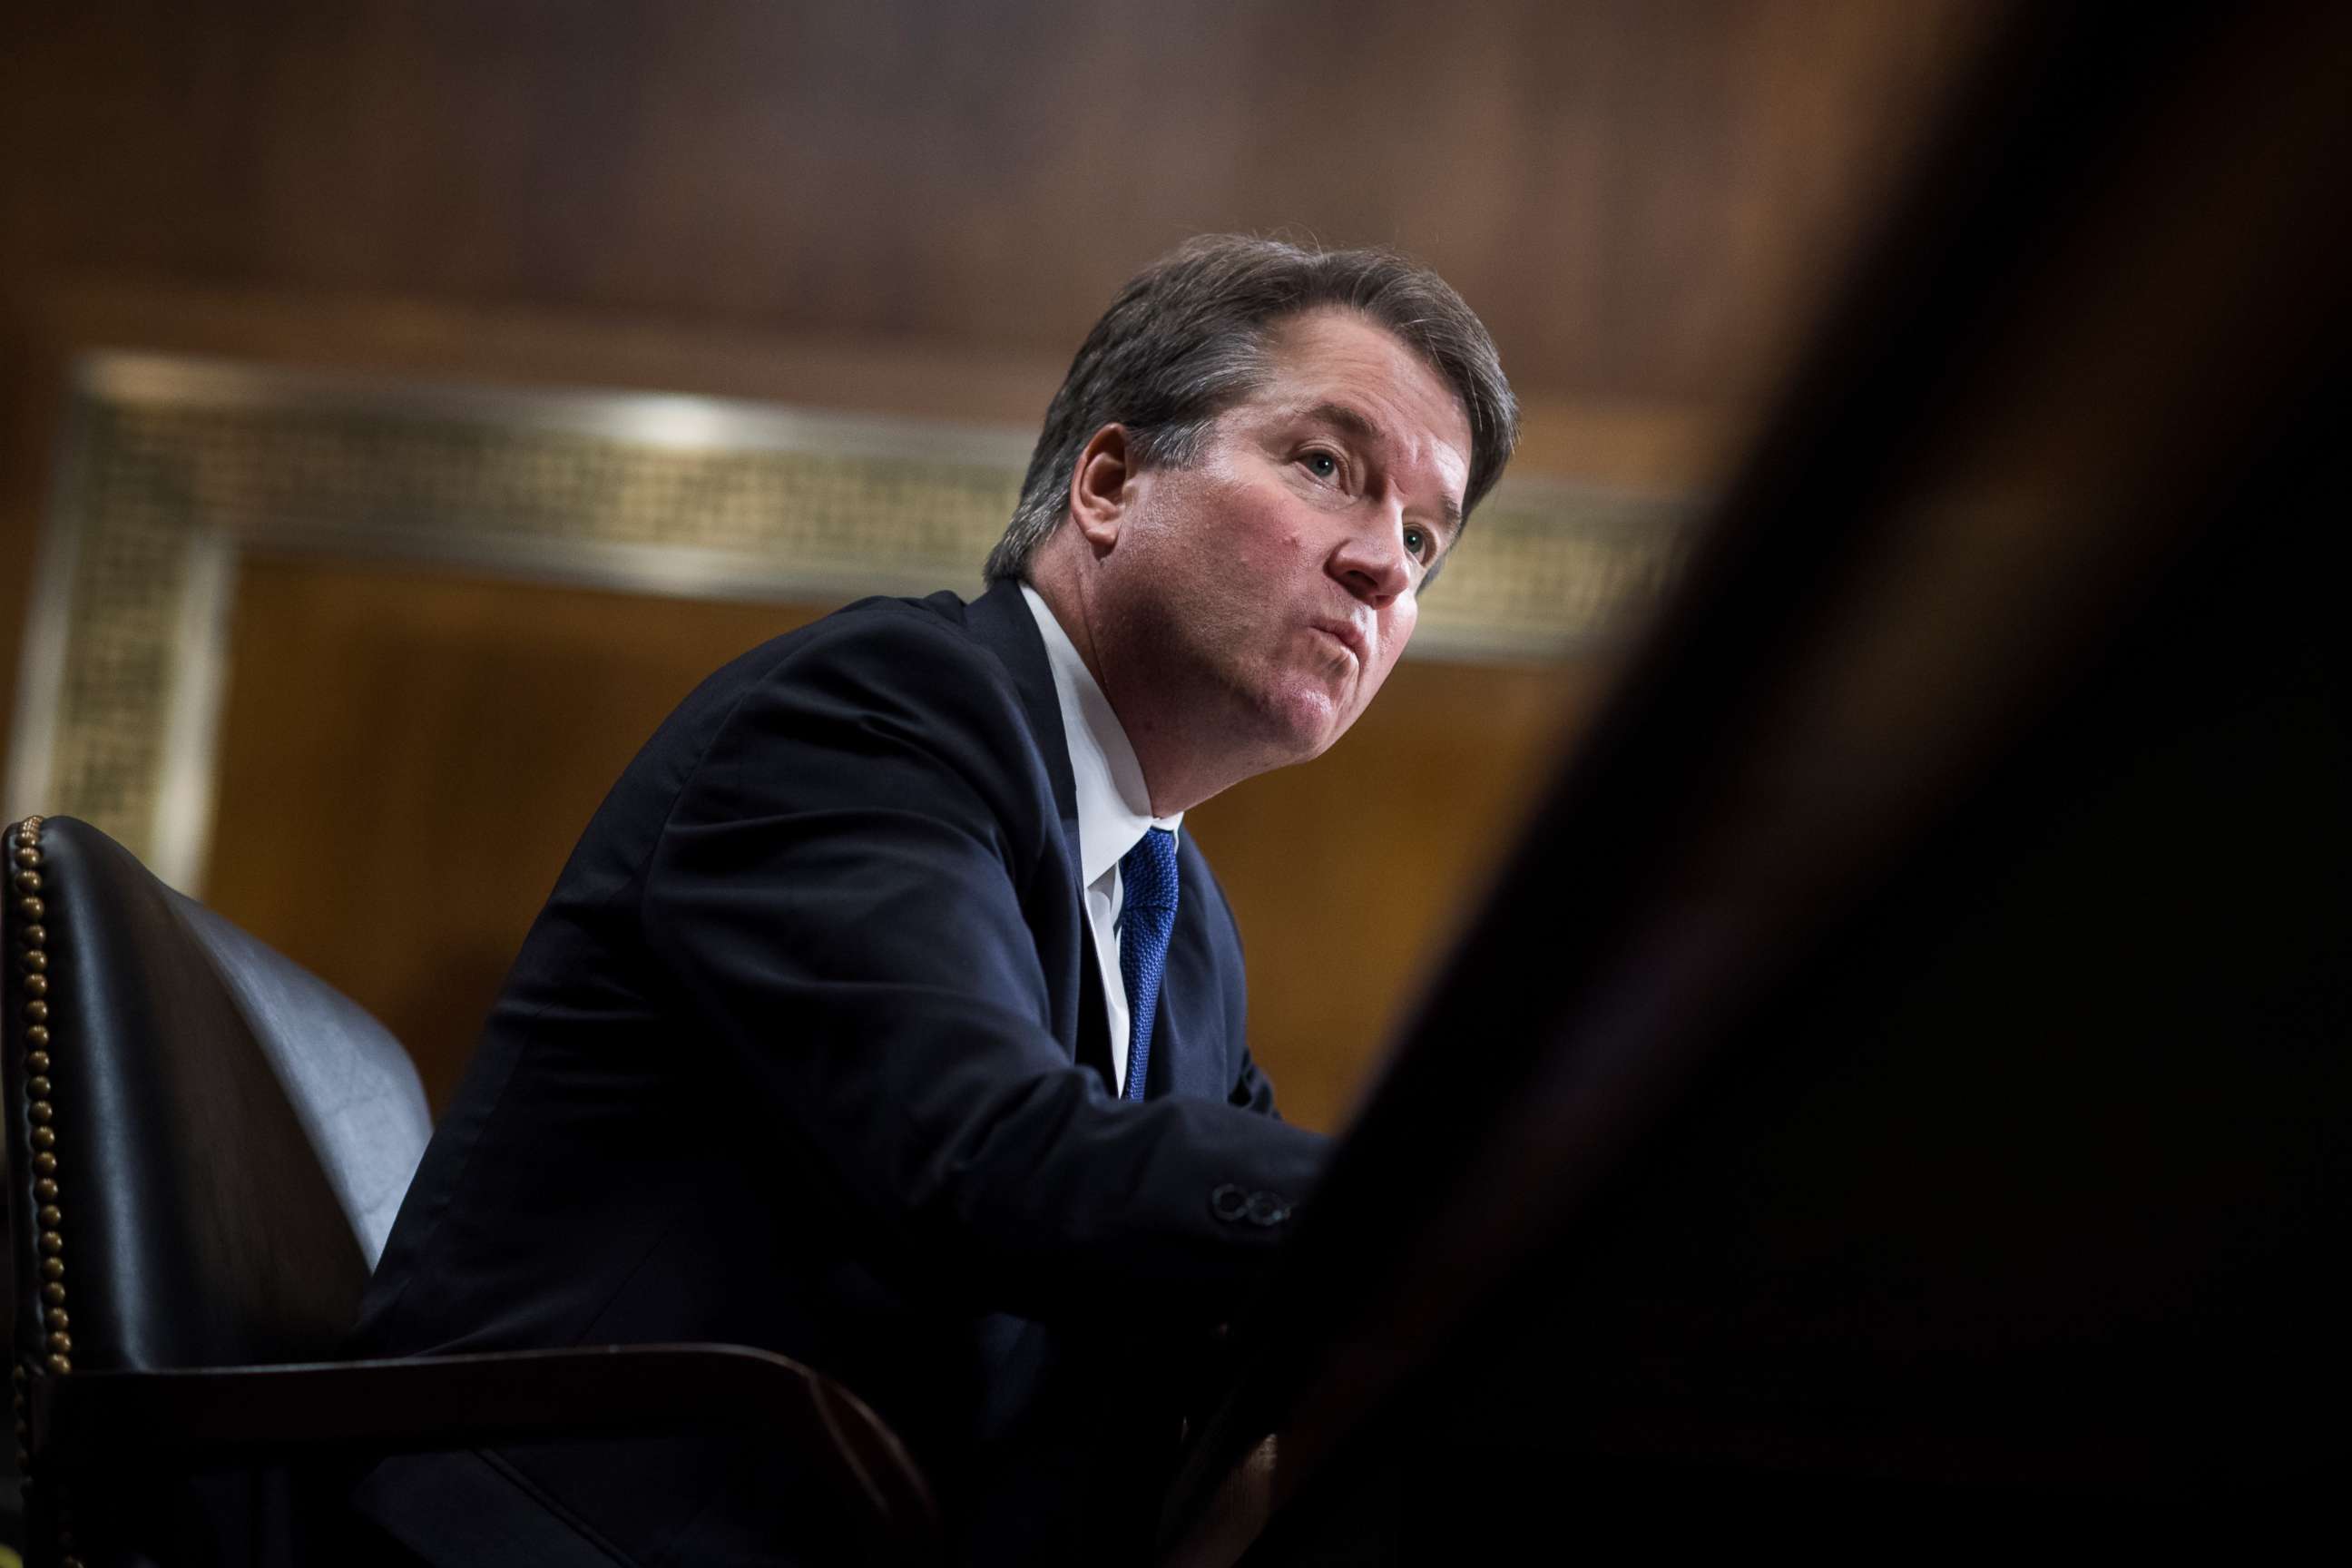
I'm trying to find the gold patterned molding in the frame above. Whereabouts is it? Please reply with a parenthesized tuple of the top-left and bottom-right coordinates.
(4, 352, 1696, 891)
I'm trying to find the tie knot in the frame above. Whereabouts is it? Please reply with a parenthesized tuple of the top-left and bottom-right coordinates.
(1121, 828, 1181, 917)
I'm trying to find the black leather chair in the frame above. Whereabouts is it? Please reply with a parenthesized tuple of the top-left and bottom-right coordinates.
(3, 814, 938, 1567)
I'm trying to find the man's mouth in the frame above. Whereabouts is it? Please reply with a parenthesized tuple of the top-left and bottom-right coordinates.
(1309, 620, 1367, 666)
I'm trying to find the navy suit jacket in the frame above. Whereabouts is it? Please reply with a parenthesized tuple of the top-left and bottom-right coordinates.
(348, 582, 1328, 1564)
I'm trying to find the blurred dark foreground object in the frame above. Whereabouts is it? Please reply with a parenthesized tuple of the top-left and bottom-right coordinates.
(1161, 3, 2352, 1561)
(2, 815, 940, 1566)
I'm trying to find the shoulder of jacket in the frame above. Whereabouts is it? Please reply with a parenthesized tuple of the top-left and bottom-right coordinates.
(702, 593, 995, 693)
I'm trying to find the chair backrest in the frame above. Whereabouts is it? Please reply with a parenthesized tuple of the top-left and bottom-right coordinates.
(5, 815, 432, 1382)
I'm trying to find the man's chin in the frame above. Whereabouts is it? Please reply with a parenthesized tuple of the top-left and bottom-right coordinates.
(1253, 684, 1353, 766)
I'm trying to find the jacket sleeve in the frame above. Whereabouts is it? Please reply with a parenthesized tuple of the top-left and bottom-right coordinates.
(638, 607, 1327, 1325)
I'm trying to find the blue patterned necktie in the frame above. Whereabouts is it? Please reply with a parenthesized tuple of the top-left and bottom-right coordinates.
(1118, 827, 1181, 1102)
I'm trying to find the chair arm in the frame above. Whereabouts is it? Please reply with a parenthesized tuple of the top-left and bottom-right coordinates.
(31, 1342, 938, 1553)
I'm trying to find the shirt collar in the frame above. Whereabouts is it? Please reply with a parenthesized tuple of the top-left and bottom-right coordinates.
(1020, 583, 1181, 886)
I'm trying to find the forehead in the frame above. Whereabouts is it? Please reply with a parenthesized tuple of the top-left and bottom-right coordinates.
(1233, 309, 1473, 476)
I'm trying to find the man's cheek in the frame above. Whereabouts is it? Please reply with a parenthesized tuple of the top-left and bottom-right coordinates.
(1385, 601, 1418, 662)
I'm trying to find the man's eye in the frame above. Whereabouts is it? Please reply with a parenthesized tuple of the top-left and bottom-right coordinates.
(1404, 525, 1429, 561)
(1302, 451, 1339, 480)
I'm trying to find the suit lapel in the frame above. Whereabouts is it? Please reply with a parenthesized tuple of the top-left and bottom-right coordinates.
(963, 581, 1231, 1102)
(960, 582, 1114, 1089)
(963, 580, 1079, 845)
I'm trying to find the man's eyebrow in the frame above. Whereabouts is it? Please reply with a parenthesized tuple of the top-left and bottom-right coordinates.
(1299, 399, 1384, 447)
(1298, 400, 1465, 534)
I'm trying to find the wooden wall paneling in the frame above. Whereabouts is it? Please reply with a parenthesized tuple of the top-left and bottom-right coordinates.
(201, 554, 831, 1111)
(2, 0, 1987, 773)
(0, 1, 1983, 399)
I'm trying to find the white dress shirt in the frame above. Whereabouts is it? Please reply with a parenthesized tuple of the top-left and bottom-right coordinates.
(1020, 583, 1184, 1094)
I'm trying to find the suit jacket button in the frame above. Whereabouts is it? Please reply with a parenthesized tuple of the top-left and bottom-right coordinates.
(1244, 1191, 1290, 1227)
(1210, 1184, 1250, 1222)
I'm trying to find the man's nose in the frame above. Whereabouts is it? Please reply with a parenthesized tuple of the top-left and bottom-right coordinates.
(1328, 511, 1413, 606)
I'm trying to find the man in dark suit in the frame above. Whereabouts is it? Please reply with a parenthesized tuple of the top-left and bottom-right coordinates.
(348, 234, 1518, 1564)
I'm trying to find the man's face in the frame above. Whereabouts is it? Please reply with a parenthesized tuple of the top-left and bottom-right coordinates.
(1094, 309, 1474, 778)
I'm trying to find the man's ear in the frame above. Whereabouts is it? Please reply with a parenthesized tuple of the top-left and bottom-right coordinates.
(1068, 425, 1132, 551)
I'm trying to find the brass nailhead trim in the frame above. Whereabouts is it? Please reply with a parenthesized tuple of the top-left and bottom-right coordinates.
(14, 818, 68, 1378)
(12, 817, 75, 1565)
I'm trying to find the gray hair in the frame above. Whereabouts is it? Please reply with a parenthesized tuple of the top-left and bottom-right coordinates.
(984, 234, 1518, 583)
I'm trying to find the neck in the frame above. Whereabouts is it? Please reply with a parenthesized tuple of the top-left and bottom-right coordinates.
(1026, 536, 1267, 816)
